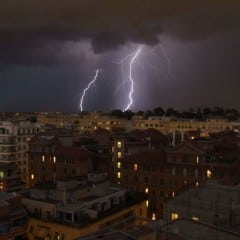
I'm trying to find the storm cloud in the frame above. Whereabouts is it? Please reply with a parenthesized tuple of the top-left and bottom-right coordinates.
(0, 0, 239, 65)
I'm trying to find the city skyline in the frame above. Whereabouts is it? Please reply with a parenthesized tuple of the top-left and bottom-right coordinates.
(0, 0, 240, 111)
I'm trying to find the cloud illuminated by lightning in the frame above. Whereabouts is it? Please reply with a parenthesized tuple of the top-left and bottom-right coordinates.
(124, 47, 142, 111)
(80, 69, 99, 112)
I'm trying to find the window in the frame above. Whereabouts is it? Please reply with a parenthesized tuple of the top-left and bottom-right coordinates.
(117, 171, 121, 179)
(183, 168, 187, 177)
(196, 155, 199, 164)
(152, 213, 156, 220)
(117, 162, 121, 169)
(172, 191, 175, 198)
(117, 152, 122, 159)
(145, 200, 149, 208)
(207, 169, 212, 178)
(0, 171, 4, 179)
(117, 141, 122, 148)
(42, 155, 45, 162)
(172, 167, 176, 176)
(133, 163, 138, 172)
(31, 174, 34, 180)
(171, 213, 179, 221)
(195, 181, 199, 187)
(145, 188, 149, 194)
(194, 169, 199, 178)
(53, 156, 56, 163)
(192, 216, 199, 221)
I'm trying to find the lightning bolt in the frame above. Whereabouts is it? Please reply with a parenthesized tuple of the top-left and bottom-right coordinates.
(80, 69, 99, 112)
(124, 47, 142, 111)
(159, 43, 171, 76)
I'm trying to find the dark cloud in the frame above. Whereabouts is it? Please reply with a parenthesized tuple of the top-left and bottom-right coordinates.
(0, 0, 239, 65)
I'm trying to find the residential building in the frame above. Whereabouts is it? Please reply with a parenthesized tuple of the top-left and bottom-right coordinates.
(164, 181, 240, 232)
(23, 172, 147, 240)
(0, 120, 39, 188)
(0, 192, 28, 240)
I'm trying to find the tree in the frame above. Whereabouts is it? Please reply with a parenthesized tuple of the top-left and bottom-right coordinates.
(153, 107, 165, 116)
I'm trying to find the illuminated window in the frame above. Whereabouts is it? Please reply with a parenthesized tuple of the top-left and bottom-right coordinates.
(207, 169, 212, 178)
(171, 213, 179, 221)
(42, 155, 45, 162)
(152, 213, 156, 221)
(53, 156, 56, 163)
(117, 172, 121, 179)
(117, 161, 121, 169)
(146, 200, 149, 208)
(196, 155, 199, 164)
(192, 216, 199, 221)
(0, 171, 4, 179)
(0, 182, 4, 190)
(195, 181, 199, 187)
(117, 141, 122, 148)
(112, 146, 114, 153)
(172, 191, 175, 198)
(191, 136, 195, 140)
(31, 174, 34, 180)
(134, 163, 138, 172)
(145, 188, 149, 194)
(117, 152, 122, 159)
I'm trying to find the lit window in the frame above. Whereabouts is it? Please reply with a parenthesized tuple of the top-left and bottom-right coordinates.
(191, 136, 195, 140)
(0, 182, 4, 190)
(117, 172, 121, 179)
(134, 163, 138, 172)
(31, 174, 34, 180)
(42, 155, 45, 162)
(195, 181, 199, 187)
(112, 146, 114, 153)
(117, 141, 122, 148)
(171, 213, 179, 221)
(196, 155, 199, 164)
(117, 152, 122, 159)
(207, 169, 212, 178)
(172, 191, 175, 198)
(192, 216, 199, 221)
(0, 171, 4, 179)
(146, 200, 149, 208)
(145, 188, 149, 194)
(117, 162, 121, 169)
(53, 156, 56, 163)
(152, 213, 156, 221)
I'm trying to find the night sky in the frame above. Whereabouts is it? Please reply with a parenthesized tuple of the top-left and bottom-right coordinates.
(0, 0, 240, 112)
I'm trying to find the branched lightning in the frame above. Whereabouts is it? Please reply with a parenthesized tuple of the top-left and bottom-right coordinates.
(159, 43, 171, 76)
(80, 69, 99, 112)
(124, 47, 142, 111)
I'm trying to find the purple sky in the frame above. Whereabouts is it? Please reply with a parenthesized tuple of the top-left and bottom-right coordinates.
(0, 0, 240, 112)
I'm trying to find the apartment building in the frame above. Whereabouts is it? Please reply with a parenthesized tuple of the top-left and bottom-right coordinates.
(0, 192, 28, 240)
(23, 172, 147, 240)
(28, 135, 94, 187)
(165, 181, 240, 232)
(0, 120, 39, 188)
